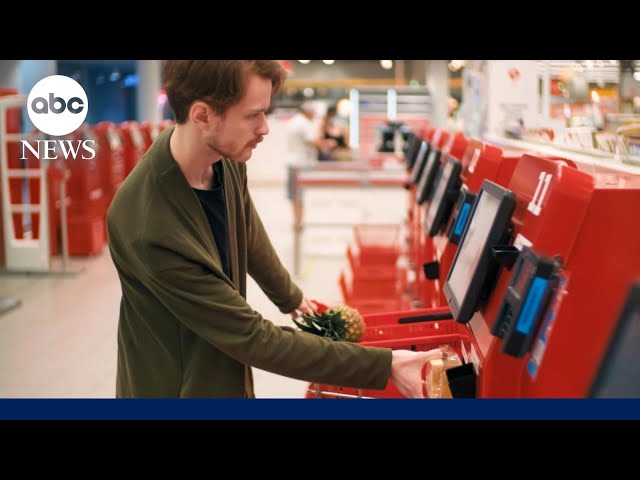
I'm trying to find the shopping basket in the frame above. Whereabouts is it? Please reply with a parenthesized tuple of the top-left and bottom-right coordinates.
(338, 270, 404, 314)
(352, 224, 402, 265)
(305, 318, 470, 399)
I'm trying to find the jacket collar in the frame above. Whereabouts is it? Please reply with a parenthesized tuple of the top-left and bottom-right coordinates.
(149, 125, 232, 285)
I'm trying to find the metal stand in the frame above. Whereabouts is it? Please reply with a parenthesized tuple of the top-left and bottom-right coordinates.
(290, 163, 407, 278)
(0, 95, 82, 277)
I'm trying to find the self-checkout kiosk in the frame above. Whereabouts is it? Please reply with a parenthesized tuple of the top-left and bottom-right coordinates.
(419, 142, 574, 309)
(405, 127, 436, 223)
(442, 154, 640, 397)
(403, 133, 420, 168)
(422, 141, 521, 307)
(310, 151, 640, 399)
(405, 130, 448, 301)
(411, 132, 468, 308)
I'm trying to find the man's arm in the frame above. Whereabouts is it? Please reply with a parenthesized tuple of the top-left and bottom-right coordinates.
(141, 234, 442, 397)
(242, 166, 303, 314)
(141, 233, 391, 390)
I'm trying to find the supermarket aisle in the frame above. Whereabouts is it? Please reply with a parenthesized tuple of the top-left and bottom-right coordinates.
(0, 185, 350, 399)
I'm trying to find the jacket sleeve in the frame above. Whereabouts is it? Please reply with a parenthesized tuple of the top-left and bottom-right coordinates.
(142, 240, 392, 390)
(242, 167, 303, 314)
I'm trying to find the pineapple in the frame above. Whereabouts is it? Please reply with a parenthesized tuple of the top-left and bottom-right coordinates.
(293, 305, 365, 342)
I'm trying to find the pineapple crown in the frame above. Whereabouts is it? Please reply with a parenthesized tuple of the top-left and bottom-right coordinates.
(293, 309, 350, 341)
(292, 304, 365, 342)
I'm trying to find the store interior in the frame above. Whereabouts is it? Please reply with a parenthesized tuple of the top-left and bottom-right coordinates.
(0, 60, 639, 400)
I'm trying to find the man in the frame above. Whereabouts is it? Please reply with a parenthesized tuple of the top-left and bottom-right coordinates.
(286, 101, 319, 167)
(285, 101, 336, 167)
(107, 60, 442, 398)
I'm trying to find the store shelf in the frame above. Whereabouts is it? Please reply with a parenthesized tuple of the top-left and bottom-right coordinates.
(484, 134, 640, 175)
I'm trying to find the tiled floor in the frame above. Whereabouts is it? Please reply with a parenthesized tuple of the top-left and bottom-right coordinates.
(0, 184, 381, 398)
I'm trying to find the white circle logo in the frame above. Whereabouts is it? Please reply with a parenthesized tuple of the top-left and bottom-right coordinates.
(27, 75, 88, 136)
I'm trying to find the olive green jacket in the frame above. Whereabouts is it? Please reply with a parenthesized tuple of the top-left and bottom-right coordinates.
(106, 126, 392, 398)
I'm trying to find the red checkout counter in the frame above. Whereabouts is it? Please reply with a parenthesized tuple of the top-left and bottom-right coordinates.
(312, 139, 521, 397)
(442, 154, 640, 397)
(308, 154, 640, 398)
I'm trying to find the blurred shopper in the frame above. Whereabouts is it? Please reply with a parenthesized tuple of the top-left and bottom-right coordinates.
(107, 60, 442, 398)
(447, 97, 463, 132)
(284, 102, 323, 205)
(318, 104, 350, 161)
(285, 101, 323, 167)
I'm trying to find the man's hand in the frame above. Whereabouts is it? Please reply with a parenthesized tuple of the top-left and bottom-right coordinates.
(290, 297, 323, 319)
(390, 348, 444, 399)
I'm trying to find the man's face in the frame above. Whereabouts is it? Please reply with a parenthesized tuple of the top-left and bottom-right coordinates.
(207, 73, 271, 162)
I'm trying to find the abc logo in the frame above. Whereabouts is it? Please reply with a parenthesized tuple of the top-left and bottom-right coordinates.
(27, 75, 89, 136)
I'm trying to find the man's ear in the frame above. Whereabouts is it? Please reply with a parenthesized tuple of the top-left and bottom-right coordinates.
(190, 101, 211, 129)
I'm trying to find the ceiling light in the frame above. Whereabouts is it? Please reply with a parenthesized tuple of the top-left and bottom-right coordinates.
(322, 60, 335, 65)
(380, 60, 393, 70)
(336, 98, 351, 117)
(298, 60, 310, 64)
(448, 60, 465, 72)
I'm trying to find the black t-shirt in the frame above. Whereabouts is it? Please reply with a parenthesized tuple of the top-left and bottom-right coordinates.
(193, 161, 231, 279)
(324, 131, 346, 147)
